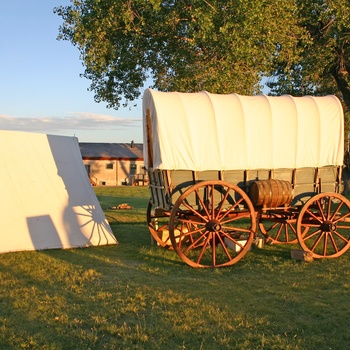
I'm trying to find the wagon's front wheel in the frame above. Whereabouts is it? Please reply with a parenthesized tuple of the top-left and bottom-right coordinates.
(169, 181, 256, 268)
(296, 193, 350, 258)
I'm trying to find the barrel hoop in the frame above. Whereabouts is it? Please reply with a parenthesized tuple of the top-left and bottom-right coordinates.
(249, 179, 293, 207)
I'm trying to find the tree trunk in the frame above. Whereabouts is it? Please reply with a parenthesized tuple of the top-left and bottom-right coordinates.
(331, 67, 350, 112)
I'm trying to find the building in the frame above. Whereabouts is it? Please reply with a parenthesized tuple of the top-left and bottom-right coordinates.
(79, 142, 147, 186)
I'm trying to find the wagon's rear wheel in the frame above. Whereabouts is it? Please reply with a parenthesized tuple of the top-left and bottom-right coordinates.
(146, 200, 172, 248)
(296, 193, 350, 258)
(259, 212, 298, 244)
(169, 180, 256, 268)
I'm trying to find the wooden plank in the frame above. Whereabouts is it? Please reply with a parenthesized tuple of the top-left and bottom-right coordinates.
(292, 168, 316, 205)
(148, 170, 169, 209)
(168, 170, 196, 205)
(256, 169, 270, 181)
(197, 171, 221, 181)
(317, 165, 339, 193)
(272, 168, 293, 182)
(294, 167, 316, 186)
(222, 170, 246, 188)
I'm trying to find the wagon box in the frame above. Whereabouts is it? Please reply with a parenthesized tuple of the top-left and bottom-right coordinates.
(142, 89, 350, 268)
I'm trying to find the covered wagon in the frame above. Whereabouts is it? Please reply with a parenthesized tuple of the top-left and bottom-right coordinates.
(142, 89, 350, 268)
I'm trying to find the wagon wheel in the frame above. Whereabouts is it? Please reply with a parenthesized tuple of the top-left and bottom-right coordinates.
(296, 193, 350, 258)
(259, 211, 298, 244)
(168, 180, 256, 268)
(146, 200, 172, 248)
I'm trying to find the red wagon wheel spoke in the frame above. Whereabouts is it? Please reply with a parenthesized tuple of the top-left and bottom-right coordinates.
(297, 193, 350, 258)
(329, 200, 343, 220)
(323, 233, 329, 256)
(209, 184, 216, 218)
(193, 187, 212, 218)
(194, 233, 211, 264)
(217, 197, 246, 222)
(309, 231, 325, 253)
(274, 223, 289, 242)
(216, 233, 233, 261)
(223, 234, 249, 250)
(169, 180, 256, 268)
(221, 224, 252, 234)
(333, 211, 350, 224)
(332, 229, 350, 243)
(259, 212, 299, 244)
(215, 187, 233, 219)
(304, 208, 323, 225)
(302, 229, 322, 242)
(180, 224, 205, 240)
(174, 220, 201, 248)
(284, 223, 297, 242)
(212, 233, 216, 266)
(316, 198, 327, 222)
(182, 229, 207, 253)
(181, 201, 208, 222)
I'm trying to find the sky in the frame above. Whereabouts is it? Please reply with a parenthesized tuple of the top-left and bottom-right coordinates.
(0, 0, 143, 143)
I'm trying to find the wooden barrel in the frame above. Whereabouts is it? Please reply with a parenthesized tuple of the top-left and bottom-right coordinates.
(249, 179, 293, 207)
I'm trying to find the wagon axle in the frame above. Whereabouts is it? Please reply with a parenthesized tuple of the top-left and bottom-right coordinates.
(320, 221, 337, 232)
(206, 220, 221, 232)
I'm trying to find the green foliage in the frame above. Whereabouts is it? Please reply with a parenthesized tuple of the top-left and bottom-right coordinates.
(54, 0, 305, 108)
(267, 0, 350, 112)
(55, 0, 350, 121)
(1, 186, 350, 349)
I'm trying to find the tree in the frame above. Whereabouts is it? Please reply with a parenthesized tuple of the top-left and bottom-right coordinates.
(54, 0, 306, 109)
(267, 0, 350, 113)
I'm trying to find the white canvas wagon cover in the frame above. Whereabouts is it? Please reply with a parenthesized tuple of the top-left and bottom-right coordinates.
(143, 89, 344, 171)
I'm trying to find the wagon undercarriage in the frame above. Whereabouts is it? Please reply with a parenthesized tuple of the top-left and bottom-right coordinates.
(148, 179, 350, 267)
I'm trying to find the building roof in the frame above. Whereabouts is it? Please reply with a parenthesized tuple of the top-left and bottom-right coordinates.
(79, 142, 143, 160)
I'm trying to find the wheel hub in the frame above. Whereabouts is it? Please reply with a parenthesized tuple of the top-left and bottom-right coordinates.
(320, 221, 336, 232)
(206, 220, 222, 232)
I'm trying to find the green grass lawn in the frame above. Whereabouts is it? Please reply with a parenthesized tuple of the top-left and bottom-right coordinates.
(1, 186, 350, 349)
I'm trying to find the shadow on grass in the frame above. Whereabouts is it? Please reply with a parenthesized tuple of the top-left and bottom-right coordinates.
(2, 183, 350, 349)
(2, 228, 349, 349)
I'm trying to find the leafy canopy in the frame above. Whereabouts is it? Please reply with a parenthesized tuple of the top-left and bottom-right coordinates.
(267, 0, 350, 108)
(55, 0, 306, 109)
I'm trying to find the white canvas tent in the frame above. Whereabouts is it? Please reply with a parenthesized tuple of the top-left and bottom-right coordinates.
(0, 130, 117, 254)
(143, 89, 344, 171)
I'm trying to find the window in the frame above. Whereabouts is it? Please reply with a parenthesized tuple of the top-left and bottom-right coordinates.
(130, 163, 137, 176)
(106, 163, 113, 169)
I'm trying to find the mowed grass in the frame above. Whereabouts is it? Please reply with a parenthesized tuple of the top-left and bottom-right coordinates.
(1, 186, 350, 349)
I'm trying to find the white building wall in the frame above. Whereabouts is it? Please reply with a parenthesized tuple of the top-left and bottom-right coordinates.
(83, 159, 146, 186)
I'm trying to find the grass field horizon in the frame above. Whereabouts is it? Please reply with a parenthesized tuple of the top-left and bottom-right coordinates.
(0, 186, 349, 349)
